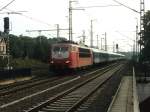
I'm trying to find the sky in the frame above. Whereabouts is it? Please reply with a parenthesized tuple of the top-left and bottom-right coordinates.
(0, 0, 150, 52)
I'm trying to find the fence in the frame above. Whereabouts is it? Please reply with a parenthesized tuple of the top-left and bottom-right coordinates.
(0, 68, 31, 80)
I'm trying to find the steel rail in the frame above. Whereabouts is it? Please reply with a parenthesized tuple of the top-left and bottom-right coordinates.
(107, 78, 123, 112)
(0, 76, 59, 96)
(0, 62, 120, 111)
(26, 64, 123, 112)
(0, 75, 49, 90)
(107, 64, 133, 112)
(0, 62, 117, 94)
(66, 65, 124, 112)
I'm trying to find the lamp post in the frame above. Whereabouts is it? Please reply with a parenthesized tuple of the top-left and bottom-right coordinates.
(102, 32, 107, 51)
(68, 0, 84, 41)
(113, 41, 115, 52)
(101, 37, 104, 50)
(105, 32, 107, 51)
(90, 20, 93, 48)
(135, 18, 139, 62)
(96, 35, 99, 49)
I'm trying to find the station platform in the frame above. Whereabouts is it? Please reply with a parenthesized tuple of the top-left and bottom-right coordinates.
(107, 74, 140, 112)
(137, 77, 150, 112)
(137, 77, 150, 102)
(0, 77, 32, 85)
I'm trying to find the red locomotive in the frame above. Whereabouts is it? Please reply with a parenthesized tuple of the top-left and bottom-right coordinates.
(49, 42, 93, 70)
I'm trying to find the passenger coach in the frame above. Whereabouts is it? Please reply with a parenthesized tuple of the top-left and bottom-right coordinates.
(92, 48, 124, 64)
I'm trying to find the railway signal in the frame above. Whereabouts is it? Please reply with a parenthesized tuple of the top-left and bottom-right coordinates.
(4, 17, 9, 34)
(3, 17, 10, 69)
(1, 10, 27, 69)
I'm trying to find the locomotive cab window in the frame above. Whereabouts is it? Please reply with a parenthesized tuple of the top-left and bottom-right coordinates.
(79, 48, 91, 57)
(53, 46, 68, 52)
(61, 47, 68, 52)
(71, 46, 76, 51)
(53, 47, 60, 52)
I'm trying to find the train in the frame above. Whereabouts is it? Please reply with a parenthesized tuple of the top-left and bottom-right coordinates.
(49, 41, 124, 71)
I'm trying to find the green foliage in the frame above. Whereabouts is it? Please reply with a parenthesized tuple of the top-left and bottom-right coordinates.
(9, 34, 67, 62)
(0, 57, 7, 69)
(140, 10, 150, 62)
(11, 58, 48, 68)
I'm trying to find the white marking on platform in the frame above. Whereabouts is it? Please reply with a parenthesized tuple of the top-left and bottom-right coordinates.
(0, 77, 32, 85)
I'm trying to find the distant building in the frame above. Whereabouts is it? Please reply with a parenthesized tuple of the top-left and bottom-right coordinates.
(0, 33, 7, 58)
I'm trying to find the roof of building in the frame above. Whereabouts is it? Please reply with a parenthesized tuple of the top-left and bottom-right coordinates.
(0, 37, 5, 43)
(0, 31, 7, 43)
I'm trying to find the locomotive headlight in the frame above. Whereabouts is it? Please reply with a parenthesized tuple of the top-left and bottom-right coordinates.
(65, 61, 70, 63)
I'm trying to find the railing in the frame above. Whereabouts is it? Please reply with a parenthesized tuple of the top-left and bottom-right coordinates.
(0, 68, 31, 80)
(133, 67, 140, 112)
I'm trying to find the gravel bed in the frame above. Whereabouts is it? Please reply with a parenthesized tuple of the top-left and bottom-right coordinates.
(0, 64, 115, 112)
(0, 75, 76, 106)
(0, 62, 119, 112)
(76, 64, 126, 112)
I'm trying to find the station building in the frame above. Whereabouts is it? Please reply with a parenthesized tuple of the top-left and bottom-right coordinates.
(0, 32, 7, 58)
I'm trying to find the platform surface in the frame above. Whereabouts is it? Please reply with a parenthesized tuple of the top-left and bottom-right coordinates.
(107, 76, 140, 112)
(0, 77, 32, 85)
(137, 77, 150, 103)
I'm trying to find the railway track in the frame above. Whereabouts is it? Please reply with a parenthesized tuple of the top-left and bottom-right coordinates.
(0, 65, 52, 91)
(0, 63, 114, 100)
(0, 76, 58, 96)
(26, 64, 124, 112)
(0, 75, 78, 106)
(0, 75, 51, 92)
(0, 63, 107, 95)
(0, 61, 125, 112)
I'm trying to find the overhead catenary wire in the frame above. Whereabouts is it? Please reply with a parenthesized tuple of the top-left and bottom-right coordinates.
(75, 4, 121, 9)
(0, 0, 16, 70)
(0, 11, 27, 14)
(112, 0, 140, 13)
(5, 8, 53, 27)
(115, 31, 135, 41)
(19, 14, 53, 27)
(0, 0, 16, 11)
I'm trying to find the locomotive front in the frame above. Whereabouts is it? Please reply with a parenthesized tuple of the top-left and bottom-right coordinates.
(50, 44, 71, 70)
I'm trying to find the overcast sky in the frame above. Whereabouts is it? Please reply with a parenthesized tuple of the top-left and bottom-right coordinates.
(0, 0, 150, 52)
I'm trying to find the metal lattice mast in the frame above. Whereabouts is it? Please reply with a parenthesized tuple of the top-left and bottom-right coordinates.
(90, 20, 93, 48)
(68, 1, 84, 41)
(69, 0, 73, 41)
(140, 0, 145, 56)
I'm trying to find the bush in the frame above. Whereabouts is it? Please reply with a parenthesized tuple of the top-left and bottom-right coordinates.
(0, 57, 8, 69)
(11, 58, 48, 69)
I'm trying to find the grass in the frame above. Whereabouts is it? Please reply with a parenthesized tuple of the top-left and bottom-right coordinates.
(11, 58, 48, 69)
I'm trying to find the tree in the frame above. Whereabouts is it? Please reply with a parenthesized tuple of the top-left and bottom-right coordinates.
(8, 33, 68, 62)
(140, 10, 150, 61)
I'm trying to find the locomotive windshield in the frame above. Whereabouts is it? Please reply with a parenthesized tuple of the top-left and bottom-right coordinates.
(53, 46, 68, 52)
(53, 47, 60, 52)
(52, 45, 69, 59)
